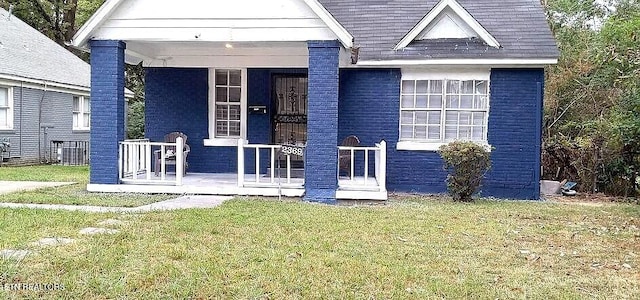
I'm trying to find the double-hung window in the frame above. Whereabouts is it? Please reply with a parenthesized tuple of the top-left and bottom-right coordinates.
(73, 95, 90, 130)
(0, 86, 13, 130)
(205, 68, 247, 146)
(398, 71, 489, 150)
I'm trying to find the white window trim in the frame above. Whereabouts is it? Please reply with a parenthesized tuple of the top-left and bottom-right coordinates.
(397, 69, 491, 151)
(72, 95, 91, 131)
(204, 68, 247, 147)
(0, 86, 14, 131)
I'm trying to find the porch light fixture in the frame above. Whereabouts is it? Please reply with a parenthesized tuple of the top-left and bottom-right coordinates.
(225, 43, 233, 49)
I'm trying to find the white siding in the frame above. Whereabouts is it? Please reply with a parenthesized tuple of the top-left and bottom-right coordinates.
(92, 0, 338, 43)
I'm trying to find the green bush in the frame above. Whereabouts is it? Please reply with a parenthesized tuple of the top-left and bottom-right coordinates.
(438, 141, 491, 202)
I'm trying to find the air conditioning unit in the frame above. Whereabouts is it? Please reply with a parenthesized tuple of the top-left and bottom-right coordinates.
(62, 147, 84, 165)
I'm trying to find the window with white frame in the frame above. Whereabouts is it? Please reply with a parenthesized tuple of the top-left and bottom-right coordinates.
(399, 72, 489, 150)
(73, 95, 90, 130)
(0, 86, 13, 130)
(205, 68, 246, 146)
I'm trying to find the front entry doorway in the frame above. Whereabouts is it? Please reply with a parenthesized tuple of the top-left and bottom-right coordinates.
(272, 74, 308, 169)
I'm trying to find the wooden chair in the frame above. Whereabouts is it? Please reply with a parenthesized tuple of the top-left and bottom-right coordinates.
(339, 135, 360, 177)
(154, 132, 190, 176)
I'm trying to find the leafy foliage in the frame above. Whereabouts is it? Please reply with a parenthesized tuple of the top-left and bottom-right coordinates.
(438, 141, 491, 202)
(543, 0, 640, 197)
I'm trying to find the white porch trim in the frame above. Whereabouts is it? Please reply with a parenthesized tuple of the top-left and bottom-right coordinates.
(356, 58, 559, 67)
(394, 0, 500, 50)
(71, 0, 125, 48)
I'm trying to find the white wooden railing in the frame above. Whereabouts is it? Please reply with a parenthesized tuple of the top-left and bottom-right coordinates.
(337, 140, 386, 191)
(237, 139, 304, 188)
(119, 137, 184, 185)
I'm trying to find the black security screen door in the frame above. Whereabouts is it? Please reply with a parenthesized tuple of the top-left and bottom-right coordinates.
(272, 75, 308, 165)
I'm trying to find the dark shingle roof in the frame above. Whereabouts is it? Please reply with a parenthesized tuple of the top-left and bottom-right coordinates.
(318, 0, 559, 61)
(0, 7, 90, 87)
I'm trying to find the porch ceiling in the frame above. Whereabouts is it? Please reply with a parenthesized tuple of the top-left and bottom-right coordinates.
(125, 41, 350, 68)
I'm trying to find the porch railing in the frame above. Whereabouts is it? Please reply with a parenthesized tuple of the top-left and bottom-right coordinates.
(337, 140, 387, 191)
(119, 137, 184, 185)
(237, 139, 304, 188)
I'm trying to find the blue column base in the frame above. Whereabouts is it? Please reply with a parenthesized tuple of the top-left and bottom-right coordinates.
(304, 189, 337, 204)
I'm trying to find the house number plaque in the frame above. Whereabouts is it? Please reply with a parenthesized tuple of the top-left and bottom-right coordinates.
(280, 145, 304, 157)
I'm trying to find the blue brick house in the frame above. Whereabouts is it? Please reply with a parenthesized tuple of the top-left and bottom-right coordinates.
(71, 0, 558, 202)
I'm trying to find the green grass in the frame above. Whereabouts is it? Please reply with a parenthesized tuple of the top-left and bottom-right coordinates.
(1, 198, 639, 299)
(0, 165, 173, 207)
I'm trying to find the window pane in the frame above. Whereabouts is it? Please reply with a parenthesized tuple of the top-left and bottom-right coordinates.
(216, 105, 228, 120)
(446, 95, 459, 108)
(215, 87, 228, 102)
(459, 126, 472, 139)
(83, 114, 90, 127)
(445, 125, 457, 140)
(401, 95, 414, 108)
(428, 126, 440, 139)
(429, 95, 442, 108)
(73, 96, 80, 111)
(415, 95, 428, 108)
(461, 80, 474, 94)
(415, 111, 428, 125)
(229, 121, 241, 136)
(460, 95, 473, 108)
(445, 111, 458, 125)
(216, 121, 228, 136)
(472, 127, 484, 140)
(427, 111, 441, 125)
(0, 109, 7, 126)
(400, 125, 413, 139)
(474, 96, 488, 109)
(0, 89, 8, 107)
(229, 70, 241, 86)
(72, 113, 79, 128)
(401, 112, 413, 125)
(459, 112, 472, 125)
(473, 112, 485, 125)
(447, 80, 459, 94)
(415, 126, 427, 139)
(416, 80, 428, 93)
(476, 80, 488, 94)
(215, 70, 228, 86)
(429, 80, 443, 93)
(83, 98, 91, 113)
(401, 80, 415, 94)
(229, 105, 241, 121)
(229, 87, 241, 102)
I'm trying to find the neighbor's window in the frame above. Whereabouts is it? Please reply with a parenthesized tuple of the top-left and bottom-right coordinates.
(0, 86, 13, 130)
(214, 69, 242, 138)
(400, 78, 488, 145)
(73, 95, 90, 130)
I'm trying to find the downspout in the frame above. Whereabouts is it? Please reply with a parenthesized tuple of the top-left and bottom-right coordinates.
(38, 81, 48, 163)
(19, 81, 23, 157)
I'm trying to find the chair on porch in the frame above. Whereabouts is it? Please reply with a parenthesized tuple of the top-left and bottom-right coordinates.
(338, 135, 360, 177)
(154, 132, 190, 176)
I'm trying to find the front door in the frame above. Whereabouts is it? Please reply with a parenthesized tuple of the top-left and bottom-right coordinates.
(272, 74, 308, 166)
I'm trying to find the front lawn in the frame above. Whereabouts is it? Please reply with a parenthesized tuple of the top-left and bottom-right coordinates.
(0, 165, 172, 207)
(1, 198, 638, 299)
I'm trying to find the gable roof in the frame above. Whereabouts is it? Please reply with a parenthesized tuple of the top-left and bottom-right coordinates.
(71, 0, 353, 49)
(0, 7, 90, 89)
(394, 0, 500, 50)
(318, 0, 559, 62)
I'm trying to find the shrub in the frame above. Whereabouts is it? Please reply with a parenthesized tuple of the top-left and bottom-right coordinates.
(438, 141, 491, 202)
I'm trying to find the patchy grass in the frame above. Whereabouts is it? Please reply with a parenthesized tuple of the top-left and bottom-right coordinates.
(0, 165, 172, 207)
(0, 165, 88, 182)
(1, 198, 639, 299)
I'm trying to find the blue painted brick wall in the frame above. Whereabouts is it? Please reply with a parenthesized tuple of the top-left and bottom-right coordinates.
(145, 68, 307, 175)
(145, 67, 238, 173)
(338, 68, 544, 199)
(484, 68, 544, 199)
(305, 40, 340, 202)
(89, 40, 126, 184)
